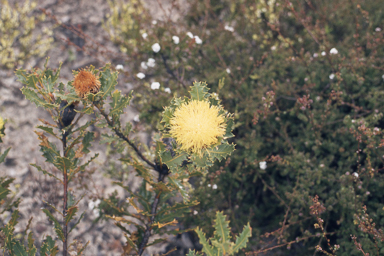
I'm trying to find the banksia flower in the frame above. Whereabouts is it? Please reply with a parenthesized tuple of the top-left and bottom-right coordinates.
(170, 100, 226, 155)
(73, 69, 101, 98)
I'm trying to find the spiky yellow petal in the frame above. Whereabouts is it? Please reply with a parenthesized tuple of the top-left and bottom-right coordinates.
(73, 70, 101, 98)
(169, 100, 226, 155)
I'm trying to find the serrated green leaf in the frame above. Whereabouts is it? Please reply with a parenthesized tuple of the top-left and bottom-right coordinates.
(65, 206, 78, 225)
(0, 147, 11, 163)
(36, 126, 57, 137)
(15, 69, 38, 88)
(109, 91, 132, 116)
(3, 210, 19, 238)
(42, 201, 63, 216)
(223, 118, 234, 139)
(196, 228, 216, 256)
(82, 132, 94, 153)
(12, 240, 28, 256)
(55, 92, 81, 104)
(77, 241, 89, 255)
(186, 249, 198, 256)
(232, 223, 252, 253)
(21, 88, 57, 109)
(167, 176, 189, 202)
(42, 209, 64, 241)
(190, 81, 209, 101)
(53, 156, 73, 172)
(40, 236, 58, 256)
(69, 154, 98, 182)
(206, 143, 235, 162)
(0, 184, 10, 201)
(214, 211, 231, 242)
(69, 212, 85, 234)
(31, 164, 61, 182)
(160, 151, 187, 172)
(100, 66, 118, 99)
(27, 231, 37, 256)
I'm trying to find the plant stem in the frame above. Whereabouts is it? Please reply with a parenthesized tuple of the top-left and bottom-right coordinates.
(62, 132, 68, 256)
(138, 173, 165, 255)
(94, 103, 156, 169)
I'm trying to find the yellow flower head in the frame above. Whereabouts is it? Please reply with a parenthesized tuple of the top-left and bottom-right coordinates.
(73, 69, 101, 98)
(169, 100, 226, 155)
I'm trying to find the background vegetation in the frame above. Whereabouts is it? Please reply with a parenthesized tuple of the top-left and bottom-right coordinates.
(1, 0, 384, 255)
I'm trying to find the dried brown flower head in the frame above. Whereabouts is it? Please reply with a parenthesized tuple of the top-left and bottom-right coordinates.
(73, 69, 101, 98)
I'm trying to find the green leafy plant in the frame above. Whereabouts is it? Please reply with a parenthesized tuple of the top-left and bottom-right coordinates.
(187, 211, 252, 256)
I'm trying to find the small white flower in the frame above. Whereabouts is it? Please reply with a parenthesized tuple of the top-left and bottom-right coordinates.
(133, 114, 140, 122)
(164, 87, 171, 93)
(115, 64, 124, 70)
(142, 33, 148, 39)
(193, 210, 198, 215)
(141, 62, 148, 69)
(226, 68, 231, 74)
(330, 48, 338, 55)
(194, 35, 203, 44)
(321, 51, 326, 56)
(150, 82, 160, 90)
(259, 161, 267, 170)
(320, 164, 325, 168)
(136, 73, 145, 79)
(353, 172, 359, 178)
(382, 74, 384, 81)
(93, 209, 100, 218)
(329, 74, 335, 80)
(224, 25, 234, 32)
(147, 58, 156, 67)
(375, 27, 381, 32)
(152, 20, 157, 25)
(186, 32, 194, 38)
(172, 36, 180, 44)
(212, 184, 218, 189)
(313, 53, 318, 58)
(208, 184, 212, 187)
(152, 43, 161, 53)
(271, 46, 276, 51)
(366, 191, 370, 195)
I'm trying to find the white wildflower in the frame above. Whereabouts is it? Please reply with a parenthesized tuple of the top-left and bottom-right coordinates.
(147, 58, 156, 67)
(193, 210, 198, 215)
(194, 36, 203, 44)
(321, 51, 326, 56)
(208, 184, 212, 187)
(136, 73, 145, 79)
(115, 64, 124, 70)
(329, 74, 335, 80)
(150, 82, 160, 90)
(313, 53, 318, 58)
(224, 25, 234, 32)
(141, 62, 148, 69)
(152, 20, 157, 25)
(186, 32, 194, 38)
(152, 43, 161, 53)
(259, 161, 267, 170)
(212, 184, 218, 189)
(330, 48, 338, 55)
(271, 46, 276, 51)
(164, 87, 171, 93)
(133, 114, 140, 122)
(226, 68, 231, 74)
(375, 27, 381, 32)
(353, 172, 359, 178)
(172, 35, 180, 44)
(142, 33, 148, 39)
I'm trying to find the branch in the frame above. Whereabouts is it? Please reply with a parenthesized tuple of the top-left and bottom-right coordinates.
(137, 173, 166, 255)
(94, 103, 156, 170)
